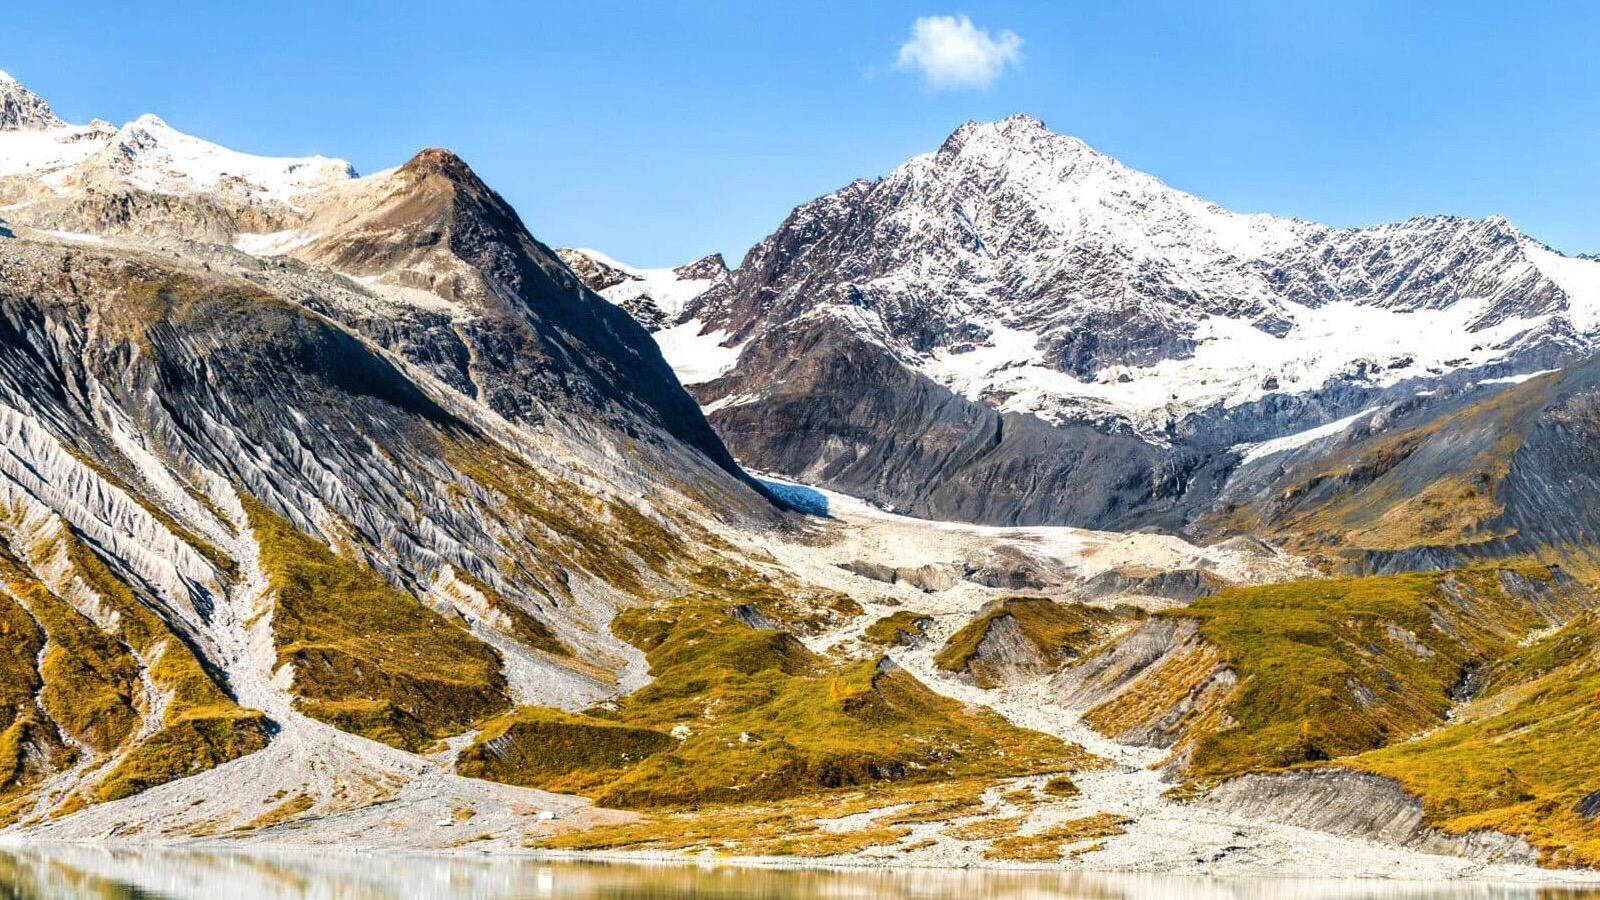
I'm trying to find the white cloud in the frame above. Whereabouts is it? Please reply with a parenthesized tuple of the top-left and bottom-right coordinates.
(894, 14, 1022, 91)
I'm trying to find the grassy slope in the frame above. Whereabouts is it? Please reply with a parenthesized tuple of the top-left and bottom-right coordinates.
(1351, 610, 1600, 866)
(461, 566, 1089, 809)
(1069, 564, 1600, 864)
(59, 535, 270, 804)
(1148, 566, 1576, 781)
(862, 610, 933, 647)
(935, 598, 1131, 688)
(1209, 379, 1538, 559)
(0, 531, 271, 815)
(246, 498, 510, 751)
(0, 584, 50, 816)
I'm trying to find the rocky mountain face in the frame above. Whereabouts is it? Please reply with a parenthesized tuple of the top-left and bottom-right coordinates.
(0, 72, 787, 827)
(0, 72, 61, 131)
(557, 247, 727, 332)
(1204, 354, 1600, 574)
(628, 115, 1600, 527)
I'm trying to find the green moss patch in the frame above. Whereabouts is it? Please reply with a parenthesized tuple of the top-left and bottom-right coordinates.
(462, 565, 1088, 808)
(935, 598, 1132, 687)
(246, 498, 511, 750)
(1166, 565, 1582, 781)
(455, 707, 673, 790)
(293, 699, 432, 753)
(0, 545, 141, 753)
(862, 611, 933, 647)
(1042, 775, 1081, 798)
(0, 589, 46, 744)
(94, 709, 271, 803)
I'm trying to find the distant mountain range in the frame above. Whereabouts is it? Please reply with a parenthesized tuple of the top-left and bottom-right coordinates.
(568, 114, 1600, 529)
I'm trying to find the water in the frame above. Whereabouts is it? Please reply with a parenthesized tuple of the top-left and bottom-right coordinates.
(0, 845, 1597, 900)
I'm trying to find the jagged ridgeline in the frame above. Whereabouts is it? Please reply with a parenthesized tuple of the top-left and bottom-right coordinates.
(581, 115, 1600, 531)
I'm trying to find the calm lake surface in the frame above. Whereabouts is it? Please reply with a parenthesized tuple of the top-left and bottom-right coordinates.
(2, 845, 1598, 900)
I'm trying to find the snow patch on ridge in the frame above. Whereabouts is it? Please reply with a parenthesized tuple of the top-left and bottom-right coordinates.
(1480, 368, 1559, 387)
(0, 110, 354, 206)
(920, 293, 1561, 431)
(1233, 407, 1380, 464)
(571, 247, 718, 323)
(0, 123, 111, 184)
(653, 322, 744, 386)
(1524, 241, 1600, 333)
(233, 229, 314, 256)
(107, 114, 355, 205)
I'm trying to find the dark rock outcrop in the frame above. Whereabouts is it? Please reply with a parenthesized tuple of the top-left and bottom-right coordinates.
(696, 315, 1225, 530)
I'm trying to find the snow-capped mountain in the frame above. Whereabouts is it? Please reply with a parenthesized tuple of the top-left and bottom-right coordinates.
(9, 68, 1600, 878)
(685, 115, 1600, 430)
(612, 114, 1600, 526)
(556, 247, 738, 383)
(0, 88, 356, 243)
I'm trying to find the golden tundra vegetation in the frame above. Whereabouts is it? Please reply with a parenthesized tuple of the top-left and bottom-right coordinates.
(1206, 368, 1566, 565)
(245, 498, 512, 751)
(231, 471, 1600, 867)
(454, 564, 1114, 856)
(1072, 562, 1600, 866)
(861, 610, 934, 647)
(1354, 607, 1600, 866)
(0, 527, 268, 825)
(532, 775, 1119, 860)
(934, 597, 1137, 688)
(464, 565, 1090, 809)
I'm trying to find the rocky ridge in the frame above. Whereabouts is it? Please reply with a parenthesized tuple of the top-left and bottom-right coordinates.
(609, 114, 1600, 527)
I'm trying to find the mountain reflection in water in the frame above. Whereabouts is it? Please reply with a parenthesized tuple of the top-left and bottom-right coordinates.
(0, 845, 1597, 900)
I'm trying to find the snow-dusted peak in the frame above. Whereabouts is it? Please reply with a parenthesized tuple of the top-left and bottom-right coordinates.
(673, 252, 729, 282)
(943, 113, 1055, 146)
(911, 116, 1314, 265)
(681, 113, 1600, 442)
(96, 114, 356, 204)
(0, 70, 63, 131)
(558, 246, 728, 333)
(0, 85, 356, 217)
(936, 115, 1101, 174)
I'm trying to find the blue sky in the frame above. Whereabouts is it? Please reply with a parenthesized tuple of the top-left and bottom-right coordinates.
(7, 1, 1598, 265)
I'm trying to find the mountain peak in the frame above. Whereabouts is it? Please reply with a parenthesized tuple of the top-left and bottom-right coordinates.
(933, 115, 1113, 184)
(0, 69, 64, 131)
(992, 112, 1050, 133)
(401, 146, 477, 181)
(672, 252, 729, 282)
(942, 114, 1090, 153)
(953, 113, 1049, 136)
